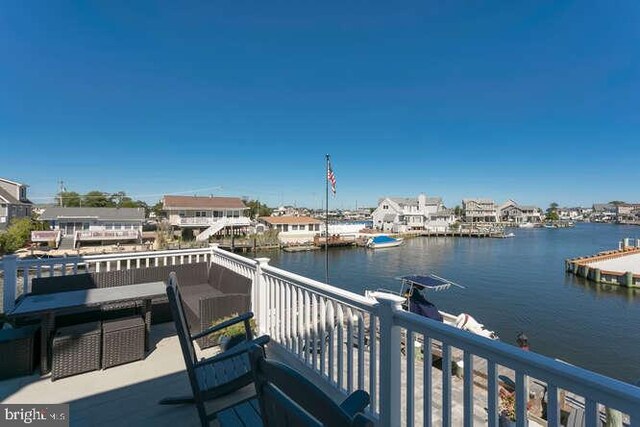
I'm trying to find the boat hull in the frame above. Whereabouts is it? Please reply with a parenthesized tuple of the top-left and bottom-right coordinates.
(367, 240, 403, 249)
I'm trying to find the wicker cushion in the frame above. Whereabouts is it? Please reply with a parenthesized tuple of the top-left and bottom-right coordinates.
(180, 284, 224, 315)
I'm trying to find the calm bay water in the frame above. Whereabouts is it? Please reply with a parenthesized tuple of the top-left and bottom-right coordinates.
(257, 223, 640, 384)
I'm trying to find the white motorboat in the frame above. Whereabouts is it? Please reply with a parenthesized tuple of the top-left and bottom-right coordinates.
(366, 235, 403, 249)
(518, 222, 535, 228)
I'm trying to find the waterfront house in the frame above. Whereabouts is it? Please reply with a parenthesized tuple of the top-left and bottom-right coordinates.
(592, 203, 617, 222)
(162, 195, 251, 241)
(0, 177, 33, 230)
(271, 205, 311, 217)
(498, 200, 543, 224)
(462, 198, 498, 223)
(372, 194, 451, 232)
(37, 207, 145, 249)
(258, 215, 323, 244)
(616, 203, 640, 223)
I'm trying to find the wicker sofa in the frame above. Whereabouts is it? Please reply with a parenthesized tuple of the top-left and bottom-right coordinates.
(28, 262, 252, 348)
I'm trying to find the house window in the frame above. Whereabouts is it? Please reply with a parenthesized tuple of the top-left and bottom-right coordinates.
(383, 205, 388, 210)
(292, 225, 298, 230)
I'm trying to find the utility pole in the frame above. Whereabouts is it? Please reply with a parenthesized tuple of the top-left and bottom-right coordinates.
(58, 180, 65, 207)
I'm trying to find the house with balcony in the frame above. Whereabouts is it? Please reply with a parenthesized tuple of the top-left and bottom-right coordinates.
(0, 177, 33, 230)
(592, 203, 617, 222)
(616, 203, 640, 223)
(258, 215, 323, 244)
(462, 198, 498, 223)
(37, 207, 144, 249)
(498, 200, 543, 224)
(372, 194, 452, 232)
(162, 195, 252, 241)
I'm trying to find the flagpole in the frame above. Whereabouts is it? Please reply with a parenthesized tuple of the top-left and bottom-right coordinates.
(325, 154, 330, 284)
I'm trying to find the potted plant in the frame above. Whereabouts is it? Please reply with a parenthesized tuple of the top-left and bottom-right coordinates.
(210, 314, 256, 351)
(499, 387, 516, 427)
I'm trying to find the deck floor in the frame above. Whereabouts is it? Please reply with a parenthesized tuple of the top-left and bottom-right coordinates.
(0, 323, 254, 426)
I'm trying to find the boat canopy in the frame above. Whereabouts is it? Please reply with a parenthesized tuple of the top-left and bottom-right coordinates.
(399, 274, 453, 291)
(370, 235, 397, 244)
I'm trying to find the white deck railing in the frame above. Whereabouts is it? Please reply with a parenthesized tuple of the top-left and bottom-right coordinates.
(75, 230, 141, 241)
(2, 247, 640, 426)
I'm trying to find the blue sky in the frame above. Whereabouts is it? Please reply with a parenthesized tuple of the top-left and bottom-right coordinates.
(1, 1, 639, 209)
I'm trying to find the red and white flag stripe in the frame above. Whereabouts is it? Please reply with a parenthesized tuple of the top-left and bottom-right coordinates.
(327, 162, 336, 195)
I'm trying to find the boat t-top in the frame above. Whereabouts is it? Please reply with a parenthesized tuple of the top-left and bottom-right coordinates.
(367, 274, 498, 340)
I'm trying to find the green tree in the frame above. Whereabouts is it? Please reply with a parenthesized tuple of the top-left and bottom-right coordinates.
(0, 218, 36, 254)
(546, 202, 559, 221)
(82, 191, 114, 207)
(609, 201, 626, 206)
(151, 201, 165, 219)
(454, 205, 462, 217)
(245, 200, 272, 219)
(56, 191, 82, 207)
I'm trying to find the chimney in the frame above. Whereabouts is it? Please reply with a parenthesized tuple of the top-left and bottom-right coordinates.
(418, 194, 427, 211)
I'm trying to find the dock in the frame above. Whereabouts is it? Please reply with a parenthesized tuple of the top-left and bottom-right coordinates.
(565, 238, 640, 287)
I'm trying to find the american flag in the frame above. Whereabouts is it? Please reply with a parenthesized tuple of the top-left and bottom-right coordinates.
(327, 161, 336, 195)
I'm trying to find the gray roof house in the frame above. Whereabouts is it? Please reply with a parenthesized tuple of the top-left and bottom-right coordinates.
(372, 194, 451, 232)
(0, 177, 33, 230)
(38, 207, 145, 248)
(462, 198, 498, 223)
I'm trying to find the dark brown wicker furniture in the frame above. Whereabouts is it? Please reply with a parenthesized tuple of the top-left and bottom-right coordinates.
(29, 262, 252, 349)
(9, 282, 165, 374)
(102, 316, 145, 369)
(52, 321, 102, 381)
(159, 272, 269, 427)
(0, 324, 38, 380)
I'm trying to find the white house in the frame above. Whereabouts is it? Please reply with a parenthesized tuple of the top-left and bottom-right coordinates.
(462, 199, 498, 223)
(37, 207, 145, 248)
(498, 200, 543, 224)
(0, 177, 33, 230)
(258, 216, 323, 244)
(372, 194, 452, 232)
(162, 195, 251, 241)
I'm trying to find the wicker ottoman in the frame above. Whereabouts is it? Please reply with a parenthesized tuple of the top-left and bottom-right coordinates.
(52, 321, 101, 381)
(102, 316, 145, 369)
(0, 325, 38, 380)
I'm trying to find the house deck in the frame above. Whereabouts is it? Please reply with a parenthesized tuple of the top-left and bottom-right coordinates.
(1, 322, 505, 426)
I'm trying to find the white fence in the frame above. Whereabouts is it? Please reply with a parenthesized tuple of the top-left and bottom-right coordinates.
(2, 246, 640, 426)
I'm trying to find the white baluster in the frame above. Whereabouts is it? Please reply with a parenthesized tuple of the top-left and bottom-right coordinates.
(463, 352, 473, 427)
(407, 329, 415, 427)
(2, 255, 18, 313)
(372, 292, 403, 427)
(424, 336, 433, 427)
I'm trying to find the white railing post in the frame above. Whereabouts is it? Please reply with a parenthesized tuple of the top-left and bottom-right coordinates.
(2, 255, 18, 313)
(209, 243, 219, 266)
(254, 258, 270, 336)
(372, 291, 404, 427)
